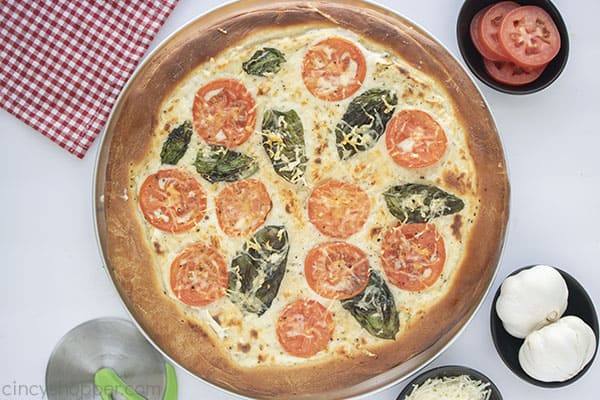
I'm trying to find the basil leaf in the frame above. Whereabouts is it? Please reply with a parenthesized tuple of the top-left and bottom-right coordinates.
(160, 121, 192, 165)
(242, 48, 285, 77)
(383, 183, 464, 223)
(341, 271, 399, 340)
(335, 88, 398, 160)
(262, 109, 308, 184)
(194, 145, 258, 183)
(228, 226, 289, 315)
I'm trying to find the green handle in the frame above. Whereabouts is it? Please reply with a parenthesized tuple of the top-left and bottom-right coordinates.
(163, 363, 178, 400)
(94, 367, 146, 400)
(94, 363, 178, 400)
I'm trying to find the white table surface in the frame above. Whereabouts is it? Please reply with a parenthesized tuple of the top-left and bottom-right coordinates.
(1, 0, 598, 399)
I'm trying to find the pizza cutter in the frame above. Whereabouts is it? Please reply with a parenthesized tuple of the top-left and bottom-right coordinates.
(45, 317, 177, 400)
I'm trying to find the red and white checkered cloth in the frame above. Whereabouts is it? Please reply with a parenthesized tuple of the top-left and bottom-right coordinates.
(0, 0, 179, 158)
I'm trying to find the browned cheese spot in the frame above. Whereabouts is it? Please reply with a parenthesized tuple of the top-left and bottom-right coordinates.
(281, 188, 303, 226)
(237, 342, 252, 353)
(165, 102, 176, 114)
(257, 83, 271, 96)
(153, 241, 163, 255)
(451, 214, 463, 241)
(210, 236, 221, 250)
(284, 203, 293, 214)
(354, 337, 368, 351)
(353, 163, 367, 175)
(402, 87, 414, 100)
(396, 65, 409, 75)
(369, 226, 382, 241)
(315, 143, 327, 156)
(285, 197, 295, 214)
(226, 318, 242, 328)
(250, 329, 259, 339)
(443, 169, 472, 195)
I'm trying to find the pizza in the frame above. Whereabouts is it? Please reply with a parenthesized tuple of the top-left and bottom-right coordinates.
(98, 1, 509, 398)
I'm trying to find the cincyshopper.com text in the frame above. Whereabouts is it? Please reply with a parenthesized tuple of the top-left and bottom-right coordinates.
(1, 381, 162, 398)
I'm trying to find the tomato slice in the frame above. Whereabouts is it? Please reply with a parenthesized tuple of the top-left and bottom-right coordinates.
(276, 299, 335, 357)
(215, 179, 272, 237)
(170, 243, 228, 306)
(308, 181, 370, 238)
(381, 223, 446, 291)
(305, 242, 370, 300)
(302, 37, 367, 101)
(483, 58, 546, 85)
(139, 169, 207, 233)
(479, 1, 520, 61)
(192, 78, 257, 147)
(470, 6, 507, 62)
(499, 6, 561, 68)
(385, 110, 447, 169)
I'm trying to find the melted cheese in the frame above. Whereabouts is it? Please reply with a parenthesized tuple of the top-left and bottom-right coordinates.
(131, 26, 479, 368)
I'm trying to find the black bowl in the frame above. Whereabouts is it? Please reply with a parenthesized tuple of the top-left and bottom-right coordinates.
(457, 0, 569, 94)
(396, 365, 502, 399)
(491, 265, 599, 387)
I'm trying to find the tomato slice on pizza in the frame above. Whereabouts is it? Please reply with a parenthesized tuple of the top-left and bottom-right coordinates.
(170, 243, 228, 306)
(192, 78, 257, 147)
(308, 180, 370, 238)
(302, 37, 367, 101)
(138, 169, 207, 233)
(305, 242, 370, 300)
(215, 179, 272, 237)
(386, 109, 448, 169)
(381, 223, 446, 291)
(276, 299, 335, 357)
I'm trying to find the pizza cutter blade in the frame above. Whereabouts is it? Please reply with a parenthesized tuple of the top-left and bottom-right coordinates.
(45, 317, 173, 400)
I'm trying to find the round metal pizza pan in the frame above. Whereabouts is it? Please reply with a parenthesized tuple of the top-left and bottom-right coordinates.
(93, 0, 509, 398)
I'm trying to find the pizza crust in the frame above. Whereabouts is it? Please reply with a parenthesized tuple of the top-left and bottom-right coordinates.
(98, 1, 509, 397)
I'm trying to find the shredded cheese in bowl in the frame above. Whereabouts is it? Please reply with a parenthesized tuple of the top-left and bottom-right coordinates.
(404, 375, 492, 400)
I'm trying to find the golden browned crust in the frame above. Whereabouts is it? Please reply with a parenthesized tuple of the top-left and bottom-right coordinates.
(97, 1, 509, 398)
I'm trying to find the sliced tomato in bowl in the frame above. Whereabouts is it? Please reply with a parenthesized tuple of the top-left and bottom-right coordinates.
(499, 5, 561, 68)
(483, 58, 546, 86)
(470, 6, 507, 62)
(478, 1, 519, 61)
(459, 0, 567, 91)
